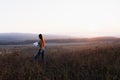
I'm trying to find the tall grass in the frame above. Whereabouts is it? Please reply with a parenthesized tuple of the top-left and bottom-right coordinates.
(0, 43, 120, 80)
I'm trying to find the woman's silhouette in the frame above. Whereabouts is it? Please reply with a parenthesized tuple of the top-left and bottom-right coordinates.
(34, 34, 46, 62)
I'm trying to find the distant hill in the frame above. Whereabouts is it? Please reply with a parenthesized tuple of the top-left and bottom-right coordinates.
(0, 33, 72, 43)
(0, 33, 120, 45)
(0, 33, 37, 42)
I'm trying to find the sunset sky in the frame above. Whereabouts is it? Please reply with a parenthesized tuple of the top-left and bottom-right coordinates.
(0, 0, 120, 37)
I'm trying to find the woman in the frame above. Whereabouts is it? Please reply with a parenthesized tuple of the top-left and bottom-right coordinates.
(34, 34, 46, 62)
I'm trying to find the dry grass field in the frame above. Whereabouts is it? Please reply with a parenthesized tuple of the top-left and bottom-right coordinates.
(0, 42, 120, 80)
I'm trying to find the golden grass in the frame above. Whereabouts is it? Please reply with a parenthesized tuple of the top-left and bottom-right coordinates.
(0, 42, 120, 80)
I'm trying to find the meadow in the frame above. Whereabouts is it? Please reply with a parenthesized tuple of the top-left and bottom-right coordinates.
(0, 41, 120, 80)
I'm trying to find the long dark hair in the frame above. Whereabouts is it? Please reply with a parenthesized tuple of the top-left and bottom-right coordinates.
(38, 34, 45, 47)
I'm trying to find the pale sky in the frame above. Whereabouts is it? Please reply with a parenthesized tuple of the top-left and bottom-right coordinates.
(0, 0, 120, 37)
